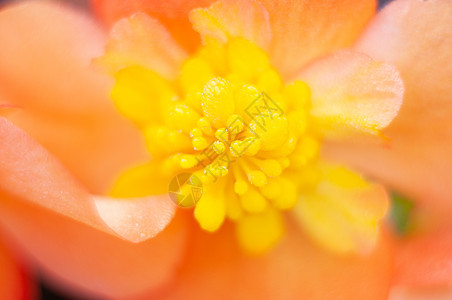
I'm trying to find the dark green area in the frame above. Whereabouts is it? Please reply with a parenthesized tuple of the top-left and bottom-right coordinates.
(390, 193, 414, 235)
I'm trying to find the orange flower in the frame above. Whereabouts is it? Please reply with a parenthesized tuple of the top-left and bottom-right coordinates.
(0, 0, 450, 299)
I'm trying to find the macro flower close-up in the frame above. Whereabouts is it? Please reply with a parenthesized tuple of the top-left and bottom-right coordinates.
(0, 0, 451, 299)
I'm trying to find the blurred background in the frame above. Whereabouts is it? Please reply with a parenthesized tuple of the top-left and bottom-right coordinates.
(0, 0, 394, 299)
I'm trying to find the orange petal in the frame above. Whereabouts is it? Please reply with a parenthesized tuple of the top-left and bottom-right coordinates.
(0, 236, 32, 300)
(326, 0, 452, 214)
(0, 1, 147, 194)
(298, 50, 403, 138)
(393, 227, 452, 288)
(97, 13, 187, 79)
(91, 0, 216, 52)
(158, 222, 393, 300)
(389, 287, 452, 300)
(0, 205, 189, 299)
(259, 0, 377, 78)
(0, 117, 179, 242)
(93, 0, 376, 75)
(0, 117, 188, 297)
(189, 0, 271, 49)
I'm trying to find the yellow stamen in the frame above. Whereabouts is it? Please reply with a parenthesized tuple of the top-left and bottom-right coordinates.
(166, 104, 200, 133)
(190, 127, 203, 138)
(236, 208, 285, 255)
(192, 136, 209, 150)
(215, 127, 229, 141)
(180, 155, 199, 169)
(197, 117, 213, 135)
(248, 114, 290, 151)
(240, 188, 267, 213)
(226, 114, 245, 136)
(247, 170, 267, 187)
(213, 141, 226, 154)
(234, 180, 248, 195)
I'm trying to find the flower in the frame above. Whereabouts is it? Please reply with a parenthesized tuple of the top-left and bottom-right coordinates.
(0, 0, 450, 299)
(94, 0, 403, 256)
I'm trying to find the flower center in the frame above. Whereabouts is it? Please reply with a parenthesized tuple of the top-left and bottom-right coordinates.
(110, 37, 321, 250)
(103, 12, 392, 255)
(175, 77, 290, 185)
(154, 38, 318, 230)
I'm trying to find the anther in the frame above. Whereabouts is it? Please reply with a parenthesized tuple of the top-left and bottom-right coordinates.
(215, 127, 229, 141)
(213, 141, 226, 154)
(197, 117, 213, 135)
(247, 170, 267, 187)
(226, 114, 245, 136)
(180, 155, 199, 169)
(192, 137, 209, 150)
(190, 127, 203, 138)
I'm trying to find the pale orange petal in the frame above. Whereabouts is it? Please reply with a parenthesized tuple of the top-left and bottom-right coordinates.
(298, 50, 403, 138)
(0, 1, 147, 194)
(0, 206, 189, 299)
(393, 227, 452, 288)
(389, 287, 452, 300)
(189, 0, 271, 49)
(0, 117, 178, 242)
(326, 0, 452, 214)
(92, 0, 214, 21)
(260, 0, 377, 78)
(91, 0, 215, 52)
(97, 12, 187, 79)
(94, 0, 376, 77)
(0, 117, 188, 298)
(156, 222, 393, 300)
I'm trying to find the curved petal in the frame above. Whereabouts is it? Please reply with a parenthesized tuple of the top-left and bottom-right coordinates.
(326, 0, 452, 214)
(393, 227, 452, 288)
(0, 116, 178, 242)
(91, 0, 216, 52)
(0, 204, 189, 299)
(0, 236, 32, 300)
(97, 13, 187, 79)
(0, 1, 147, 194)
(189, 0, 271, 49)
(0, 117, 188, 297)
(92, 0, 377, 78)
(260, 0, 377, 78)
(156, 222, 393, 300)
(298, 50, 403, 139)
